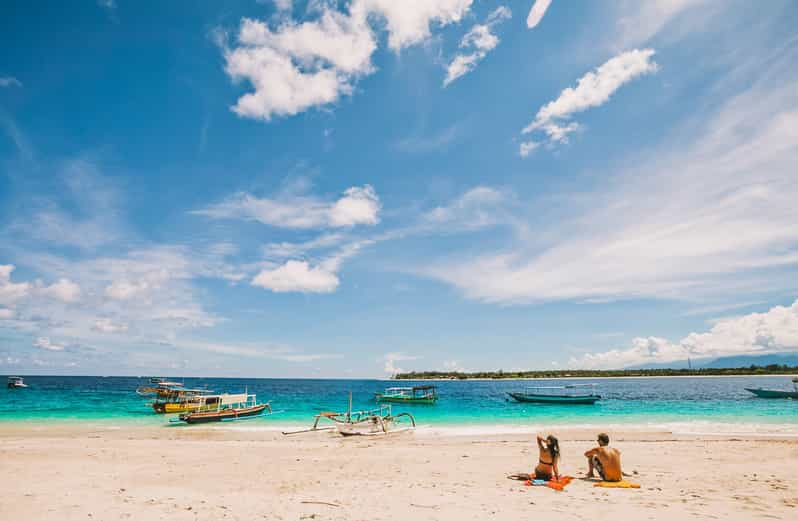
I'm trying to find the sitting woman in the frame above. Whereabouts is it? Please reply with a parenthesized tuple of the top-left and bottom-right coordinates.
(534, 434, 561, 481)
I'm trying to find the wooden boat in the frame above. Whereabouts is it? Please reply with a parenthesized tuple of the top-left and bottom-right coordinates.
(745, 378, 798, 399)
(7, 376, 28, 389)
(151, 391, 219, 414)
(283, 393, 416, 437)
(176, 392, 272, 424)
(375, 385, 437, 404)
(508, 384, 601, 405)
(136, 378, 187, 397)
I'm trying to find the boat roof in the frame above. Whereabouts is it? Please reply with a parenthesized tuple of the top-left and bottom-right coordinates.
(412, 385, 436, 391)
(7, 376, 23, 380)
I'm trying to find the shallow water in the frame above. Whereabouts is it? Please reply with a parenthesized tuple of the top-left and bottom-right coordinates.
(1, 375, 796, 434)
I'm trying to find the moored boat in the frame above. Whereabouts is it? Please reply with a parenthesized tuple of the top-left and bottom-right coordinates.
(745, 378, 798, 399)
(177, 392, 272, 424)
(375, 385, 437, 404)
(283, 392, 416, 437)
(7, 376, 28, 389)
(507, 384, 600, 405)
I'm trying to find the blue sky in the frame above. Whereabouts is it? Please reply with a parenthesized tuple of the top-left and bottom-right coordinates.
(1, 0, 797, 377)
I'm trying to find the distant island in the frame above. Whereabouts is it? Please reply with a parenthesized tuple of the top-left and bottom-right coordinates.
(394, 365, 798, 380)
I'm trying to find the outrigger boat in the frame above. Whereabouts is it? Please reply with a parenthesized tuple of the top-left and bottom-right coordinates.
(283, 393, 416, 437)
(375, 385, 438, 404)
(508, 384, 601, 405)
(175, 392, 272, 424)
(7, 376, 28, 389)
(135, 378, 187, 397)
(745, 378, 798, 399)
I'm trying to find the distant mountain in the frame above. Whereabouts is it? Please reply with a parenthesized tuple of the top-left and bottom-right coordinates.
(627, 352, 798, 370)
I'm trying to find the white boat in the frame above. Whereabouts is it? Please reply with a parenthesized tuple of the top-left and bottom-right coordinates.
(7, 376, 28, 389)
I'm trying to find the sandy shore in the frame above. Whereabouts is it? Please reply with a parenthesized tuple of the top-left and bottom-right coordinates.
(1, 424, 796, 520)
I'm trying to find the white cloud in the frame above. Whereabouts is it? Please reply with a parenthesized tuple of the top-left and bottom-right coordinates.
(423, 45, 798, 304)
(356, 0, 474, 52)
(194, 184, 380, 229)
(0, 265, 30, 306)
(383, 352, 418, 375)
(223, 1, 473, 120)
(40, 278, 81, 303)
(613, 0, 710, 49)
(443, 6, 511, 86)
(571, 299, 798, 369)
(526, 0, 552, 29)
(0, 308, 15, 319)
(521, 49, 659, 146)
(518, 140, 540, 157)
(92, 318, 129, 334)
(252, 260, 339, 293)
(274, 0, 292, 11)
(34, 337, 65, 352)
(0, 77, 22, 88)
(426, 186, 509, 231)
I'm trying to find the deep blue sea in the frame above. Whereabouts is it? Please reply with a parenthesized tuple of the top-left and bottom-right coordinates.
(1, 375, 797, 435)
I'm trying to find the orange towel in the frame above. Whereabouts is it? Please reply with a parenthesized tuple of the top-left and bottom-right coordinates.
(524, 476, 574, 491)
(593, 480, 640, 489)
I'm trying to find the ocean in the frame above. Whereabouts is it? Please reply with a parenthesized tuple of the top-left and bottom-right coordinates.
(2, 375, 797, 435)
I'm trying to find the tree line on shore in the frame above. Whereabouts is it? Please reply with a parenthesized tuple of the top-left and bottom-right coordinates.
(394, 364, 798, 380)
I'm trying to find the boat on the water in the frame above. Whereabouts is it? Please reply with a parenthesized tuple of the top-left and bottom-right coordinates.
(176, 392, 272, 424)
(745, 378, 798, 399)
(7, 376, 28, 389)
(151, 388, 219, 414)
(507, 384, 601, 405)
(375, 385, 437, 404)
(283, 393, 416, 437)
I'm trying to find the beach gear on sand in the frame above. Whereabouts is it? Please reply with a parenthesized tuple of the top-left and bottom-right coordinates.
(593, 480, 640, 489)
(525, 476, 574, 491)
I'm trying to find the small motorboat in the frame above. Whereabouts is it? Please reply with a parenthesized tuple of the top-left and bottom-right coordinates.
(7, 376, 28, 389)
(508, 384, 600, 405)
(745, 378, 798, 399)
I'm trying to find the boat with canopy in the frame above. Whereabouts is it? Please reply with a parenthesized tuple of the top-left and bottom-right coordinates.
(745, 377, 798, 399)
(175, 392, 272, 424)
(7, 376, 28, 389)
(375, 385, 438, 404)
(507, 384, 601, 405)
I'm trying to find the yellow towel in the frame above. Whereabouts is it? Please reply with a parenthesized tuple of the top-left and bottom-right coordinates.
(593, 480, 640, 489)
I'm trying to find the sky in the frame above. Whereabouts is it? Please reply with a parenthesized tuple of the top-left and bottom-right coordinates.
(1, 0, 797, 377)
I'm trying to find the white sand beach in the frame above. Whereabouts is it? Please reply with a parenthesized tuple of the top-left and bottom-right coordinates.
(1, 424, 796, 520)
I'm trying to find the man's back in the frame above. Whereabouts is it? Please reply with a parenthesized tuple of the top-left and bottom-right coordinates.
(596, 446, 622, 481)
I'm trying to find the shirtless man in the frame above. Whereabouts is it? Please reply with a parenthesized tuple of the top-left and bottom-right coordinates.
(584, 433, 622, 481)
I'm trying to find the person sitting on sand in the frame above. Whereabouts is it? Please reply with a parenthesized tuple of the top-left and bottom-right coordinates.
(584, 432, 622, 482)
(534, 434, 561, 481)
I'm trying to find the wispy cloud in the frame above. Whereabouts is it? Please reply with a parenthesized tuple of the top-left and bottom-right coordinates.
(194, 184, 380, 229)
(526, 0, 552, 29)
(520, 49, 659, 150)
(443, 6, 511, 87)
(425, 43, 798, 304)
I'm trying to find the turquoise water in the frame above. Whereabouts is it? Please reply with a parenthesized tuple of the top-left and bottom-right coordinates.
(1, 375, 797, 434)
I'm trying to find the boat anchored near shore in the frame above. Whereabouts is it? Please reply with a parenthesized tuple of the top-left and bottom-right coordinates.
(507, 384, 601, 405)
(7, 376, 28, 389)
(745, 377, 798, 399)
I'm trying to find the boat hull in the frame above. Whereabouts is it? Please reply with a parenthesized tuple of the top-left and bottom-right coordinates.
(179, 404, 270, 424)
(374, 394, 437, 405)
(152, 401, 219, 414)
(507, 392, 600, 405)
(745, 388, 798, 399)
